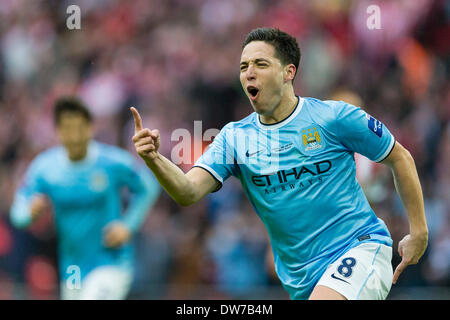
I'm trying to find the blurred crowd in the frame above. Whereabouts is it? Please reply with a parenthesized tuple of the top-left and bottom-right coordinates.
(0, 0, 449, 299)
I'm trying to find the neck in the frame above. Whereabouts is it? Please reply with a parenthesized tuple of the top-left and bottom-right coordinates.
(259, 89, 298, 124)
(67, 144, 89, 162)
(69, 153, 87, 162)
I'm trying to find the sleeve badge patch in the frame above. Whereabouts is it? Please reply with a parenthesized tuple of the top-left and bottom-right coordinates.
(366, 114, 383, 137)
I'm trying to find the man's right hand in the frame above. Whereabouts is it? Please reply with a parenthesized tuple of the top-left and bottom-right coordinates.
(130, 107, 161, 162)
(30, 194, 49, 222)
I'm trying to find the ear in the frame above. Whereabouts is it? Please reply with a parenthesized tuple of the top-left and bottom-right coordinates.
(284, 64, 296, 83)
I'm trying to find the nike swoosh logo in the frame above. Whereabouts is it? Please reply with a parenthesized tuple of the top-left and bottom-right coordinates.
(331, 273, 350, 284)
(245, 143, 293, 157)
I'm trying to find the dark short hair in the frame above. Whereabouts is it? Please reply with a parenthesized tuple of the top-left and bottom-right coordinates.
(242, 27, 301, 80)
(53, 96, 92, 125)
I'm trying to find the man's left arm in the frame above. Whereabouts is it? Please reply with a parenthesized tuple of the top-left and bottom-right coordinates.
(380, 141, 428, 284)
(104, 154, 161, 248)
(332, 101, 429, 284)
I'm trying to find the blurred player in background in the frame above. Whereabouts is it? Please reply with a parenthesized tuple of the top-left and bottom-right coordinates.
(10, 97, 160, 300)
(130, 28, 428, 300)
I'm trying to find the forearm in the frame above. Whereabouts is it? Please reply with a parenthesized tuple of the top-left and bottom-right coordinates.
(131, 108, 215, 206)
(143, 152, 197, 206)
(390, 152, 428, 237)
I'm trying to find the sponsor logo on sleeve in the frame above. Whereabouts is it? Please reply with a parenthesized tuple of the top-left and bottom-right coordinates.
(366, 114, 383, 137)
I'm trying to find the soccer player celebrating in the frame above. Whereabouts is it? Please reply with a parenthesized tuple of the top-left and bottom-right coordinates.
(130, 28, 428, 300)
(11, 97, 160, 300)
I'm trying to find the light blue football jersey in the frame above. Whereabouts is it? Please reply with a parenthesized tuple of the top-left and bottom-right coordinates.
(194, 96, 395, 299)
(10, 140, 160, 281)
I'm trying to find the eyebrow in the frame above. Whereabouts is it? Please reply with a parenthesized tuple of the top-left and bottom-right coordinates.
(240, 58, 271, 66)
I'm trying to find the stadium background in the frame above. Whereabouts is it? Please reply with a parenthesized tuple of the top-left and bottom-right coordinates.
(0, 0, 448, 299)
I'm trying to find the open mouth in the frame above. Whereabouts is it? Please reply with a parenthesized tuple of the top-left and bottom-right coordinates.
(247, 86, 260, 100)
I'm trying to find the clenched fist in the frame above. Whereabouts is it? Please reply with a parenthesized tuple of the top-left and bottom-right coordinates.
(130, 107, 160, 162)
(102, 221, 131, 249)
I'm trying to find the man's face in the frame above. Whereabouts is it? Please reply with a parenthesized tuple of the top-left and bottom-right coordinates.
(240, 41, 287, 115)
(57, 112, 92, 160)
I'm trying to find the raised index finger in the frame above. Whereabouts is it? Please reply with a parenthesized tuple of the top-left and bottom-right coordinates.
(130, 107, 143, 133)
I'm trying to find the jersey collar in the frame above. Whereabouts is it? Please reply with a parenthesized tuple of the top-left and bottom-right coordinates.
(256, 96, 304, 130)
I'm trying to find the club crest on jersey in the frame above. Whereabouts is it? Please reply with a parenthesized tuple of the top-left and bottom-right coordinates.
(89, 171, 108, 192)
(301, 126, 325, 152)
(366, 113, 383, 137)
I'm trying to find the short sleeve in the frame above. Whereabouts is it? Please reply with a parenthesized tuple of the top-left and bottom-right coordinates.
(16, 154, 48, 198)
(10, 154, 48, 228)
(193, 124, 238, 191)
(334, 102, 395, 162)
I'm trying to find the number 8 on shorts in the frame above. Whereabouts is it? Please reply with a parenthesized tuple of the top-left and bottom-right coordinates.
(316, 243, 393, 300)
(337, 257, 356, 278)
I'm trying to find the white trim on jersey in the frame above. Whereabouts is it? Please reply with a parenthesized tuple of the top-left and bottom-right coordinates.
(194, 163, 224, 184)
(374, 135, 395, 163)
(256, 96, 305, 130)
